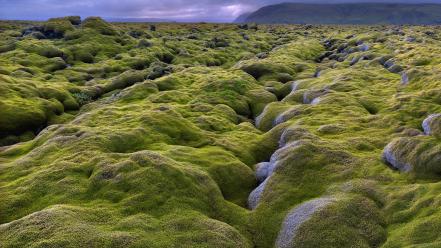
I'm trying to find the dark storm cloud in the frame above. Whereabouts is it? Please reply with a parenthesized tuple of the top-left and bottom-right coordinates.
(2, 0, 441, 22)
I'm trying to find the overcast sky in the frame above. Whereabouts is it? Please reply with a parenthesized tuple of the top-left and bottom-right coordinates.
(1, 0, 441, 22)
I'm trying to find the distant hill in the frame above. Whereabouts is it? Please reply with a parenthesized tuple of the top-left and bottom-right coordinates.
(237, 3, 441, 24)
(233, 12, 252, 23)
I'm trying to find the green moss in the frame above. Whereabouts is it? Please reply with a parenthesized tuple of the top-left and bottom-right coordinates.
(65, 16, 82, 25)
(255, 102, 291, 131)
(1, 21, 441, 248)
(104, 70, 147, 93)
(154, 75, 180, 91)
(137, 39, 152, 48)
(240, 62, 290, 81)
(0, 99, 47, 134)
(293, 195, 386, 247)
(44, 57, 67, 72)
(0, 41, 15, 53)
(43, 17, 75, 37)
(19, 40, 64, 58)
(247, 89, 278, 117)
(82, 17, 118, 36)
(72, 48, 95, 63)
(384, 136, 441, 178)
(236, 40, 323, 82)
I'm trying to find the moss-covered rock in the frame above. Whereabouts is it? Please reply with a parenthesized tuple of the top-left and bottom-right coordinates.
(422, 113, 441, 137)
(43, 17, 75, 38)
(82, 17, 118, 36)
(278, 195, 386, 248)
(246, 89, 278, 117)
(44, 57, 67, 72)
(383, 136, 441, 178)
(104, 70, 147, 93)
(0, 42, 15, 53)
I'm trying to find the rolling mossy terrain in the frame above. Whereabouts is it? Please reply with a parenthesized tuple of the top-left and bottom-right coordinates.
(0, 17, 441, 248)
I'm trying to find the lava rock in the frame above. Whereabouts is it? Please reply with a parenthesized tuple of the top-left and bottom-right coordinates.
(248, 178, 268, 210)
(275, 197, 336, 248)
(383, 139, 412, 172)
(401, 72, 409, 85)
(255, 162, 275, 183)
(388, 64, 403, 73)
(422, 113, 441, 136)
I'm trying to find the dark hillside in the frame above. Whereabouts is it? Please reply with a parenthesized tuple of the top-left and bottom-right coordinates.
(239, 3, 441, 24)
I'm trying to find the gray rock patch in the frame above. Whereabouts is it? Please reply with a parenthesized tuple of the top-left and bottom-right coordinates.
(401, 72, 409, 85)
(350, 56, 360, 66)
(255, 162, 276, 183)
(249, 140, 307, 210)
(291, 81, 300, 92)
(275, 197, 336, 248)
(405, 36, 416, 42)
(388, 64, 403, 73)
(358, 43, 369, 52)
(270, 141, 305, 165)
(383, 141, 411, 172)
(314, 69, 321, 78)
(248, 178, 269, 210)
(310, 97, 321, 105)
(274, 108, 303, 126)
(384, 59, 395, 69)
(303, 90, 327, 104)
(279, 127, 315, 148)
(422, 113, 441, 136)
(254, 105, 269, 128)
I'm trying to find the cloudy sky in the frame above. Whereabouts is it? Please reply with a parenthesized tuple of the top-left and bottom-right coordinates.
(1, 0, 441, 22)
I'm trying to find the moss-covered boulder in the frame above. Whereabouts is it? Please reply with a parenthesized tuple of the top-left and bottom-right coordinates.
(422, 113, 441, 137)
(383, 136, 441, 177)
(43, 17, 76, 38)
(82, 17, 118, 36)
(104, 70, 147, 93)
(276, 195, 386, 248)
(246, 89, 278, 117)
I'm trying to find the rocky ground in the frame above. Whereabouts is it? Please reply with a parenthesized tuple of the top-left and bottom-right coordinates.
(0, 17, 440, 247)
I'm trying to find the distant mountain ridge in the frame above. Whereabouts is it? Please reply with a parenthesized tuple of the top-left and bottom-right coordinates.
(237, 3, 441, 24)
(234, 12, 252, 23)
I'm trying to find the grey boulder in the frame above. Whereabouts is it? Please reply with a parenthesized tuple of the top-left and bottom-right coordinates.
(275, 197, 336, 248)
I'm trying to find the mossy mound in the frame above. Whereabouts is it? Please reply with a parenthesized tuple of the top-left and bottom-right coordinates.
(246, 89, 278, 117)
(0, 75, 79, 142)
(383, 136, 441, 178)
(103, 70, 147, 93)
(422, 113, 441, 137)
(43, 17, 76, 38)
(81, 17, 118, 36)
(276, 194, 386, 248)
(236, 40, 323, 82)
